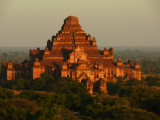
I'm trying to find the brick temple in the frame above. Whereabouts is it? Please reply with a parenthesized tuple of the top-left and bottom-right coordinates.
(1, 16, 141, 94)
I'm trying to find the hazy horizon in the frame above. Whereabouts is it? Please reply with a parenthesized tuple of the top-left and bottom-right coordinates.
(1, 46, 160, 52)
(0, 0, 160, 47)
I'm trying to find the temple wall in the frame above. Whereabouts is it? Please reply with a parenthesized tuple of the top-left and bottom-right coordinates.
(0, 16, 142, 95)
(115, 68, 125, 77)
(61, 70, 68, 77)
(134, 70, 141, 80)
(33, 67, 45, 79)
(7, 70, 15, 80)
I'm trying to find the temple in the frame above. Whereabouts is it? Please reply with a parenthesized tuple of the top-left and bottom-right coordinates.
(0, 16, 141, 94)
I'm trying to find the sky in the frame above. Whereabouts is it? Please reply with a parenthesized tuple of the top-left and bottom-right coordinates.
(0, 0, 160, 47)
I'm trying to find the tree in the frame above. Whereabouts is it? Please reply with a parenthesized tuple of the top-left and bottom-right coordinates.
(119, 86, 160, 107)
(98, 106, 160, 120)
(18, 91, 54, 108)
(107, 82, 119, 95)
(0, 87, 14, 99)
(145, 76, 160, 87)
(9, 98, 39, 112)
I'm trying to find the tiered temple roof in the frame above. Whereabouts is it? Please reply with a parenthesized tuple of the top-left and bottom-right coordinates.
(1, 16, 141, 94)
(30, 16, 115, 68)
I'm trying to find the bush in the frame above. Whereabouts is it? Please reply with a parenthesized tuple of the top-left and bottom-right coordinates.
(3, 73, 55, 91)
(33, 105, 80, 120)
(125, 79, 147, 87)
(0, 87, 14, 99)
(145, 76, 160, 86)
(18, 91, 54, 108)
(52, 79, 94, 111)
(9, 98, 39, 112)
(0, 102, 31, 120)
(98, 106, 160, 120)
(142, 96, 160, 116)
(107, 82, 119, 95)
(119, 86, 160, 107)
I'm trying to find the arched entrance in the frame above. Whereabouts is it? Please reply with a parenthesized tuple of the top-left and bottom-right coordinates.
(81, 78, 87, 85)
(78, 72, 88, 83)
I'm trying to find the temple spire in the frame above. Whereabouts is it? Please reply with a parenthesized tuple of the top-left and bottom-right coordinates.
(61, 16, 83, 33)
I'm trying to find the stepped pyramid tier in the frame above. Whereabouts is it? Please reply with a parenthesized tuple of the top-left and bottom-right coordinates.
(50, 16, 97, 50)
(0, 16, 141, 94)
(61, 16, 83, 33)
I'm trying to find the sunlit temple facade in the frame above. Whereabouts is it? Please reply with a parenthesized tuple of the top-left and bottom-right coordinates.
(1, 16, 141, 94)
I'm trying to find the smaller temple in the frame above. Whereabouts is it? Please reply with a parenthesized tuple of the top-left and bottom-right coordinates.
(0, 16, 141, 94)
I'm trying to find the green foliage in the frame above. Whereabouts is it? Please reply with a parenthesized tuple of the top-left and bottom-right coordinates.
(5, 78, 25, 90)
(0, 87, 14, 99)
(98, 106, 160, 120)
(9, 98, 39, 112)
(142, 96, 160, 116)
(79, 116, 93, 120)
(107, 82, 119, 95)
(52, 79, 94, 111)
(33, 105, 80, 120)
(2, 73, 160, 119)
(82, 103, 105, 118)
(57, 80, 88, 95)
(28, 78, 46, 90)
(12, 77, 94, 119)
(101, 95, 118, 106)
(0, 102, 31, 120)
(125, 79, 148, 87)
(114, 97, 130, 107)
(15, 77, 93, 114)
(4, 73, 55, 91)
(18, 91, 54, 108)
(0, 99, 80, 120)
(119, 86, 160, 107)
(145, 76, 160, 86)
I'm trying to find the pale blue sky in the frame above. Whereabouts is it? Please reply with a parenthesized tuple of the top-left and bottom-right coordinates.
(0, 0, 160, 47)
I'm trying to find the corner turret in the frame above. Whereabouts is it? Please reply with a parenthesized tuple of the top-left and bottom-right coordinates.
(117, 57, 123, 66)
(103, 47, 110, 56)
(8, 60, 13, 69)
(135, 61, 141, 69)
(92, 37, 97, 46)
(34, 58, 40, 66)
(87, 34, 91, 41)
(44, 47, 50, 55)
